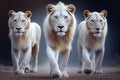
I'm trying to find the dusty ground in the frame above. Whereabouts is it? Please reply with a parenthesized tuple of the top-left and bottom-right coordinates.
(0, 66, 120, 80)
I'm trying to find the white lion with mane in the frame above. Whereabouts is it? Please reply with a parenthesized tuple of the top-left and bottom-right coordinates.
(77, 10, 108, 74)
(43, 2, 76, 78)
(8, 10, 41, 74)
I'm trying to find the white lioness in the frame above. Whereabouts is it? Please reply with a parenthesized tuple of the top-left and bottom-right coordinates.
(44, 2, 76, 78)
(77, 10, 107, 74)
(8, 10, 41, 74)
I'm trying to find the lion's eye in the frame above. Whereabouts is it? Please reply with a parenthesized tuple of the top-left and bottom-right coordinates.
(13, 19, 17, 22)
(100, 20, 102, 22)
(64, 16, 68, 19)
(91, 20, 95, 23)
(22, 20, 25, 22)
(54, 16, 58, 19)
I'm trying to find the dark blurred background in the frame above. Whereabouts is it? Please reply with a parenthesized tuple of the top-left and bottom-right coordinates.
(0, 0, 120, 67)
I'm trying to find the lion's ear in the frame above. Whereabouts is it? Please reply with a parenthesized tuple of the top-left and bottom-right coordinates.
(83, 10, 91, 18)
(8, 10, 16, 17)
(67, 4, 76, 14)
(46, 4, 55, 14)
(100, 10, 107, 18)
(25, 10, 32, 18)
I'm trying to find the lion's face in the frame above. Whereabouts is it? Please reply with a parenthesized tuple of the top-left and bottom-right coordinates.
(50, 10, 72, 36)
(46, 2, 75, 36)
(84, 10, 107, 37)
(8, 10, 32, 36)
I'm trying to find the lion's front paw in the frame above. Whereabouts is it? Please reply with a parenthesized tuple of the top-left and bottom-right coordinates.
(50, 70, 62, 79)
(62, 72, 69, 78)
(93, 70, 103, 74)
(14, 69, 25, 74)
(84, 69, 93, 74)
(24, 67, 30, 73)
(30, 67, 37, 73)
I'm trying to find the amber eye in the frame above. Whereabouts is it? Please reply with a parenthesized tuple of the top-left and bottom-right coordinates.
(13, 19, 17, 22)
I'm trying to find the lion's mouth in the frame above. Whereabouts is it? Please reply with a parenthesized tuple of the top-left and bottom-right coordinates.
(94, 31, 100, 34)
(15, 31, 24, 33)
(59, 30, 64, 32)
(14, 31, 24, 36)
(93, 32, 102, 37)
(57, 30, 66, 36)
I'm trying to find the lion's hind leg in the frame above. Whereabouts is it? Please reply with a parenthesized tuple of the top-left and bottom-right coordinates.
(77, 40, 84, 73)
(31, 44, 39, 72)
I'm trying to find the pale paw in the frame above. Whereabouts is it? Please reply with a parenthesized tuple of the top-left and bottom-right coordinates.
(14, 69, 25, 74)
(94, 70, 103, 74)
(62, 72, 69, 78)
(30, 67, 37, 73)
(84, 69, 93, 74)
(50, 70, 62, 79)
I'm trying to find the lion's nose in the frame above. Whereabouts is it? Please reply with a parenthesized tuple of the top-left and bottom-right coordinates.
(16, 28, 22, 30)
(58, 26, 64, 29)
(96, 28, 100, 31)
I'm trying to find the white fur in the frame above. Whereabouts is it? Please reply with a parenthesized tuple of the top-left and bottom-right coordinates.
(77, 11, 107, 74)
(8, 11, 41, 74)
(44, 2, 76, 78)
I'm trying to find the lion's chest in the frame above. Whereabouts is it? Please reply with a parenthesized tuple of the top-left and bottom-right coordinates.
(49, 36, 71, 51)
(11, 35, 33, 49)
(85, 38, 104, 51)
